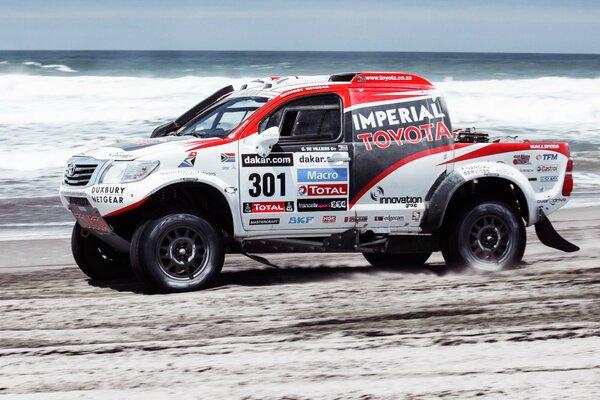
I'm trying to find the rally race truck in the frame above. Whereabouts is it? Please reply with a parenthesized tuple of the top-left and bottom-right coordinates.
(59, 72, 579, 293)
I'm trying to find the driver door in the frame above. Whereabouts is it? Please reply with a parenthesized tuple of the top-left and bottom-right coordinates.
(238, 93, 355, 231)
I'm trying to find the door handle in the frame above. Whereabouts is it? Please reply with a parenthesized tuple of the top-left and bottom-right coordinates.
(327, 156, 351, 163)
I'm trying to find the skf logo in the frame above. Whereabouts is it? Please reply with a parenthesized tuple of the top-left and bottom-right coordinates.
(536, 153, 558, 161)
(289, 216, 315, 224)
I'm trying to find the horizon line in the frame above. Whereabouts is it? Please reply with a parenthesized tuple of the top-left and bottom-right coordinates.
(0, 49, 599, 56)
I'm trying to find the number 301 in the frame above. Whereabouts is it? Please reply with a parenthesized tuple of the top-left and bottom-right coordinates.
(248, 173, 286, 197)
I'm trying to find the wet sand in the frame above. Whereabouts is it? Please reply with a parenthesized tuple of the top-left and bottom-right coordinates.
(0, 207, 599, 399)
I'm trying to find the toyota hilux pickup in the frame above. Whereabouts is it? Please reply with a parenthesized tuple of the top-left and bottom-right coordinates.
(59, 72, 578, 292)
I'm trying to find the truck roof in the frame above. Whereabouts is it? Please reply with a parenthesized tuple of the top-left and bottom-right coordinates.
(236, 72, 436, 99)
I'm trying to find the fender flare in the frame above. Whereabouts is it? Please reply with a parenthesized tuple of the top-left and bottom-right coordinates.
(421, 162, 538, 232)
(110, 170, 244, 236)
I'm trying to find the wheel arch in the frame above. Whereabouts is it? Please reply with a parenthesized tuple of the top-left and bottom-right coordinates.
(106, 181, 239, 241)
(422, 170, 533, 233)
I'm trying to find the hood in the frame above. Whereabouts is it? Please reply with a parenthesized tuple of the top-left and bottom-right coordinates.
(77, 136, 212, 161)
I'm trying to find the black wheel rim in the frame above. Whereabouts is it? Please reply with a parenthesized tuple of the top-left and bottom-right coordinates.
(467, 215, 512, 266)
(156, 225, 209, 280)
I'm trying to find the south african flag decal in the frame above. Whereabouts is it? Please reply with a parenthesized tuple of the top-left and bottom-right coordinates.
(221, 153, 236, 163)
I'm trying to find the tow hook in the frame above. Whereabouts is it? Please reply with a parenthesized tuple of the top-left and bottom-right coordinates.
(534, 208, 579, 252)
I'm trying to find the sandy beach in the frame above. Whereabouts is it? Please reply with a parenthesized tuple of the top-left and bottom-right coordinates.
(0, 206, 598, 399)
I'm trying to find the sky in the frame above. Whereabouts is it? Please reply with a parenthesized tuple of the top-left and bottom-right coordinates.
(1, 0, 599, 53)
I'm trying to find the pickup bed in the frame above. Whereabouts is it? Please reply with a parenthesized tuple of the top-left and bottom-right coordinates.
(59, 72, 578, 292)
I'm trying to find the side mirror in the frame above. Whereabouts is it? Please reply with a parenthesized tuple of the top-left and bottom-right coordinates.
(254, 127, 280, 157)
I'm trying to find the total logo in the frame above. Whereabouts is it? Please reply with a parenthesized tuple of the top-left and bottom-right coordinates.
(536, 153, 559, 161)
(243, 201, 295, 213)
(297, 184, 348, 197)
(288, 216, 315, 224)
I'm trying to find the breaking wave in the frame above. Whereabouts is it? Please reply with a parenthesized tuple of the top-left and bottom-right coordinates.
(22, 61, 77, 72)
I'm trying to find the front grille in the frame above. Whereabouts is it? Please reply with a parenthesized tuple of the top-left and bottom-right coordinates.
(64, 163, 99, 186)
(68, 197, 90, 206)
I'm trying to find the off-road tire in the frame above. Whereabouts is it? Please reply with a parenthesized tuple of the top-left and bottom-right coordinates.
(442, 201, 526, 272)
(71, 223, 133, 280)
(130, 213, 224, 293)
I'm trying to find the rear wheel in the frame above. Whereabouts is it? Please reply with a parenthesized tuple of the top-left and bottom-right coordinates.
(442, 201, 526, 272)
(71, 223, 133, 280)
(363, 252, 431, 267)
(131, 213, 224, 293)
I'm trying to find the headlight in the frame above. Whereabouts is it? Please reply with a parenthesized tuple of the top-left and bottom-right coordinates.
(100, 160, 159, 184)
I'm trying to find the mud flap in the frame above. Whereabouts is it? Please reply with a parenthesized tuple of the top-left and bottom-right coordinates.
(534, 210, 579, 253)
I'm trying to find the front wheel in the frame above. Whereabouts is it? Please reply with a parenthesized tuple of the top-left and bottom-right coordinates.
(442, 201, 526, 272)
(130, 213, 224, 293)
(71, 223, 133, 280)
(363, 252, 431, 267)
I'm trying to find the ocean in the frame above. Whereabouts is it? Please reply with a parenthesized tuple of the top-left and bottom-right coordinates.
(0, 50, 599, 239)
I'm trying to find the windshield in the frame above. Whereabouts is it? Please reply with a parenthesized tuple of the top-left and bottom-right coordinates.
(178, 96, 269, 138)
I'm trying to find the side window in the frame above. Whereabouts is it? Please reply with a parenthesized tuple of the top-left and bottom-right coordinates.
(259, 94, 341, 142)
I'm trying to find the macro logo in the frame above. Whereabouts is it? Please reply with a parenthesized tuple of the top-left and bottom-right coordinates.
(297, 168, 347, 183)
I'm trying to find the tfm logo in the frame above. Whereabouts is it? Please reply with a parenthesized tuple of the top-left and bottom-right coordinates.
(297, 184, 348, 197)
(536, 153, 558, 161)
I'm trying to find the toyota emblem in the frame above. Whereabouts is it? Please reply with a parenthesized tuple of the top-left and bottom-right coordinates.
(66, 163, 76, 177)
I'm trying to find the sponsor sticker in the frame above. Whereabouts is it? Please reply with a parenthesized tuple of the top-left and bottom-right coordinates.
(530, 144, 560, 150)
(249, 218, 280, 226)
(297, 198, 347, 212)
(344, 216, 368, 223)
(513, 155, 530, 165)
(370, 186, 422, 207)
(322, 215, 336, 223)
(90, 186, 126, 204)
(297, 168, 347, 182)
(178, 151, 196, 168)
(242, 153, 293, 167)
(374, 215, 404, 222)
(243, 201, 295, 213)
(540, 176, 559, 183)
(298, 154, 328, 163)
(221, 153, 236, 163)
(537, 198, 567, 205)
(297, 183, 348, 197)
(72, 213, 111, 232)
(288, 216, 315, 224)
(536, 153, 559, 161)
(300, 145, 338, 152)
(412, 211, 421, 221)
(537, 165, 559, 172)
